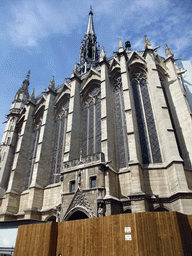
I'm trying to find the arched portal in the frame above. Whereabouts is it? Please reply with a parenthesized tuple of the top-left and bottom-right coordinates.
(67, 210, 89, 221)
(46, 215, 56, 222)
(154, 207, 169, 212)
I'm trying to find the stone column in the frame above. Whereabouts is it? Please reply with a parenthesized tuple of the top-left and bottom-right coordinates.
(100, 55, 119, 198)
(63, 74, 81, 162)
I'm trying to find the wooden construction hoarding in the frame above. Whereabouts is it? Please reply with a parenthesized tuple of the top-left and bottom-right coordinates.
(14, 211, 192, 256)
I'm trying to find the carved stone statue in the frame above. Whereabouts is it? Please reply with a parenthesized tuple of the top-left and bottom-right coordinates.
(98, 203, 104, 217)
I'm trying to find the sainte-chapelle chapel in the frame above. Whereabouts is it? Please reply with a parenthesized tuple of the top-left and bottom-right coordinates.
(0, 10, 192, 223)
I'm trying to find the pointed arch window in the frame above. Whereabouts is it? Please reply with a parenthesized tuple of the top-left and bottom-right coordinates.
(113, 76, 129, 168)
(25, 120, 41, 189)
(159, 74, 183, 159)
(131, 69, 162, 164)
(82, 86, 101, 156)
(50, 100, 69, 184)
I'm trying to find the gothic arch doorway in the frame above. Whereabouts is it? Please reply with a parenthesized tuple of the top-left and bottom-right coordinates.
(64, 206, 92, 221)
(68, 210, 89, 221)
(154, 207, 169, 212)
(46, 215, 56, 222)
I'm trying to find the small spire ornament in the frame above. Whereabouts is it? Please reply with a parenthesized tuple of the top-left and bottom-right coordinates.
(144, 35, 152, 49)
(48, 76, 55, 90)
(118, 38, 124, 53)
(28, 88, 35, 103)
(165, 44, 174, 58)
(100, 46, 106, 61)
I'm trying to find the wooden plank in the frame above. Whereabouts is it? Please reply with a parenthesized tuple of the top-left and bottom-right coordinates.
(94, 216, 103, 256)
(102, 214, 111, 256)
(111, 215, 120, 256)
(135, 212, 146, 256)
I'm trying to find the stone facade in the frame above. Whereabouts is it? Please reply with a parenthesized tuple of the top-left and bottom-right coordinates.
(0, 10, 192, 223)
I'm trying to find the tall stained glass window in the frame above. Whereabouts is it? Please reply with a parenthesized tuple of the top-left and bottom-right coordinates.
(50, 100, 69, 184)
(159, 75, 183, 159)
(131, 69, 162, 164)
(114, 76, 129, 168)
(82, 86, 101, 156)
(25, 120, 41, 189)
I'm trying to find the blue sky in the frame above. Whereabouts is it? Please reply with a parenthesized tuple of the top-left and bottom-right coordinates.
(0, 0, 192, 140)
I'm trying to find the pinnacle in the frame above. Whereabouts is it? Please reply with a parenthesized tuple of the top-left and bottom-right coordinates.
(100, 46, 106, 61)
(118, 38, 124, 53)
(165, 44, 174, 58)
(29, 88, 35, 102)
(144, 35, 152, 49)
(48, 76, 55, 90)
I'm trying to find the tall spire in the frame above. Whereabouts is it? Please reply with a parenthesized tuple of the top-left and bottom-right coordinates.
(78, 8, 100, 74)
(86, 7, 95, 35)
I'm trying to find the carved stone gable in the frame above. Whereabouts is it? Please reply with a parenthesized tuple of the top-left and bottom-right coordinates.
(63, 188, 96, 221)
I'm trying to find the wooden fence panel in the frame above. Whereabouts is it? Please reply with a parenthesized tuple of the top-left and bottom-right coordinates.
(15, 212, 192, 256)
(14, 222, 57, 256)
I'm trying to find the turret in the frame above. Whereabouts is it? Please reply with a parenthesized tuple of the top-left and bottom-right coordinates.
(0, 71, 31, 196)
(10, 71, 30, 115)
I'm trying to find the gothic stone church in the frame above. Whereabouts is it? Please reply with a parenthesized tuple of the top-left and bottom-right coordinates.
(0, 10, 192, 223)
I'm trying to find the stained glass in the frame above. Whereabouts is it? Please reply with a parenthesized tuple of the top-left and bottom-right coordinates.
(25, 122, 41, 189)
(160, 76, 183, 159)
(131, 70, 162, 164)
(82, 86, 101, 156)
(50, 100, 69, 184)
(114, 76, 129, 168)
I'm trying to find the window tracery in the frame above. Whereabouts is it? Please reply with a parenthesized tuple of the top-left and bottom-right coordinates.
(25, 119, 42, 189)
(82, 86, 101, 157)
(113, 76, 129, 168)
(131, 69, 162, 164)
(50, 100, 69, 184)
(159, 74, 183, 160)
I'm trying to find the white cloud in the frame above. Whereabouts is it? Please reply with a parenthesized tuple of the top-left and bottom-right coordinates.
(7, 0, 89, 46)
(4, 0, 192, 61)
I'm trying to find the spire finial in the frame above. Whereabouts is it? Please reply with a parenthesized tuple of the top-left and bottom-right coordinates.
(25, 70, 30, 81)
(28, 88, 35, 103)
(165, 44, 174, 58)
(144, 35, 152, 49)
(48, 76, 55, 90)
(86, 7, 95, 35)
(90, 5, 93, 14)
(22, 70, 30, 89)
(118, 38, 124, 53)
(100, 46, 106, 61)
